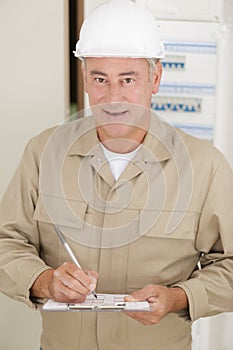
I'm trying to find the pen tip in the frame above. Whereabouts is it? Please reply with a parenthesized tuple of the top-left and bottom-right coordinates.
(93, 292, 98, 299)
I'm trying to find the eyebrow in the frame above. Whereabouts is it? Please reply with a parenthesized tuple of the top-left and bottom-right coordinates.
(90, 70, 138, 77)
(90, 70, 108, 76)
(119, 71, 138, 76)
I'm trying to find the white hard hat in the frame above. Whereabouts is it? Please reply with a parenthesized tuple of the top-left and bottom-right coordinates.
(74, 0, 165, 60)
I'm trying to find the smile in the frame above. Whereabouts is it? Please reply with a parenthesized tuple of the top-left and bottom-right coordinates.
(103, 110, 128, 117)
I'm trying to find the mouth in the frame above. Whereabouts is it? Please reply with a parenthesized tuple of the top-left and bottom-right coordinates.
(103, 110, 128, 117)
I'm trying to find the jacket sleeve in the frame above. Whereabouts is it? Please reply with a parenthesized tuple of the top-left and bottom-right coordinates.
(174, 155, 233, 321)
(0, 137, 52, 308)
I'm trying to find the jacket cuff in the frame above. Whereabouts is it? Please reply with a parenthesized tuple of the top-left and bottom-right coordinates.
(172, 278, 209, 321)
(16, 263, 52, 309)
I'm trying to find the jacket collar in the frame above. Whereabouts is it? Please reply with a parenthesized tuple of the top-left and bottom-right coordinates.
(67, 113, 174, 162)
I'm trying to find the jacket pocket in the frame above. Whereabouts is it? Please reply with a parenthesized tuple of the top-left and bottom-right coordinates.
(33, 194, 88, 267)
(33, 194, 87, 229)
(140, 210, 196, 240)
(126, 211, 198, 290)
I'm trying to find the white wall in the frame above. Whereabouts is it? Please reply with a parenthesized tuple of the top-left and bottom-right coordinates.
(192, 313, 233, 350)
(0, 1, 68, 349)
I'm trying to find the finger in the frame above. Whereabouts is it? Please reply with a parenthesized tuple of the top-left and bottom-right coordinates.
(63, 262, 96, 291)
(49, 276, 86, 303)
(54, 263, 93, 294)
(59, 285, 87, 303)
(86, 271, 98, 290)
(87, 270, 99, 281)
(54, 269, 91, 296)
(130, 284, 159, 301)
(126, 289, 148, 302)
(147, 296, 158, 303)
(124, 295, 137, 302)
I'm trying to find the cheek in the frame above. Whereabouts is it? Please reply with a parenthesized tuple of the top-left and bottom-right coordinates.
(127, 86, 153, 105)
(86, 86, 105, 104)
(124, 87, 142, 103)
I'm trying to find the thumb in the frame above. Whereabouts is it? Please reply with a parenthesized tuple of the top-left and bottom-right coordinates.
(126, 287, 151, 301)
(124, 293, 143, 302)
(124, 295, 137, 302)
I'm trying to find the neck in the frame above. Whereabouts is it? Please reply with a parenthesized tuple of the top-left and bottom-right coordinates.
(97, 127, 147, 153)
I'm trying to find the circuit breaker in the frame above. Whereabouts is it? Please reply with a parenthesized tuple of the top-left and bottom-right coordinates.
(151, 20, 218, 141)
(136, 0, 233, 166)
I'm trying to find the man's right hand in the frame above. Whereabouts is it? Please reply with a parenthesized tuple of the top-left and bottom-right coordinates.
(30, 262, 98, 303)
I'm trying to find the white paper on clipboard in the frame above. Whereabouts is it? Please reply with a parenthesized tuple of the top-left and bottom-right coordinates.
(42, 293, 151, 312)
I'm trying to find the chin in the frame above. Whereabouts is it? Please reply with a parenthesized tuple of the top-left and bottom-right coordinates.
(101, 123, 133, 139)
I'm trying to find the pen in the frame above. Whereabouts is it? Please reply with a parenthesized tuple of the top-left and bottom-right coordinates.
(54, 225, 97, 299)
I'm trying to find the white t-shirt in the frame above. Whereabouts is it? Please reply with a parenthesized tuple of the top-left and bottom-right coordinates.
(100, 144, 141, 181)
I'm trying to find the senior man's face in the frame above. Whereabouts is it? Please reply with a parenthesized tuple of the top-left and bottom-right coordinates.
(82, 57, 162, 145)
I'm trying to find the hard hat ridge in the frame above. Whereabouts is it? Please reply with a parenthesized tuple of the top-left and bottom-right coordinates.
(74, 0, 165, 59)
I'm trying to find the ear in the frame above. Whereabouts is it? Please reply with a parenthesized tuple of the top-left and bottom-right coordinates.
(81, 61, 88, 93)
(152, 61, 162, 95)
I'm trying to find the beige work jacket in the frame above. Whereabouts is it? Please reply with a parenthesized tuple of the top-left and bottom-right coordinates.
(1, 115, 233, 350)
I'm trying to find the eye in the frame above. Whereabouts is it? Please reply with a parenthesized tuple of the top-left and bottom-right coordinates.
(122, 78, 134, 84)
(95, 77, 106, 84)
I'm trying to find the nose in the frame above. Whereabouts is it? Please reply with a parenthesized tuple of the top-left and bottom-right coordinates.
(106, 82, 124, 103)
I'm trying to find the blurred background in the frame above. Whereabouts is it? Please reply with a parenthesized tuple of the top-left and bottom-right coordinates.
(0, 1, 233, 349)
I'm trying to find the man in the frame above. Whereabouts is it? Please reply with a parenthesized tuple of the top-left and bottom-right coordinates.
(0, 1, 233, 349)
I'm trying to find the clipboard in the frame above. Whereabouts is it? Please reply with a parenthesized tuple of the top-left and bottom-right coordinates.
(42, 293, 151, 312)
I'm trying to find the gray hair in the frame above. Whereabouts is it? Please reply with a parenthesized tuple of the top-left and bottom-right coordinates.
(147, 58, 159, 81)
